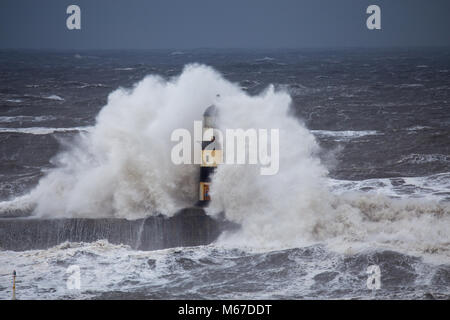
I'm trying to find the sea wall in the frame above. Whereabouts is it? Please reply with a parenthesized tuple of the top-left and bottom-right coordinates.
(0, 207, 235, 251)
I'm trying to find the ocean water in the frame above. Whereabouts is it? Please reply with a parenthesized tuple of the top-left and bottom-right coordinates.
(0, 49, 449, 299)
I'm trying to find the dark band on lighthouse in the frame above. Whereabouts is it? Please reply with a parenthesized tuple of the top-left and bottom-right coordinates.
(199, 104, 221, 204)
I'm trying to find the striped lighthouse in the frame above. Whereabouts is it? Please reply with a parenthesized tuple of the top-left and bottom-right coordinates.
(199, 103, 221, 206)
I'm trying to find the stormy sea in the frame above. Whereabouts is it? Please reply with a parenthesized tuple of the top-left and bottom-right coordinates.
(0, 49, 449, 299)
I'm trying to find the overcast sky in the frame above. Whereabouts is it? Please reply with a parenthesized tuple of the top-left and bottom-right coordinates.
(1, 0, 449, 49)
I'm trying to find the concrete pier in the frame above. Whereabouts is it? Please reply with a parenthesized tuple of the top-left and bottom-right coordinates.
(0, 207, 237, 251)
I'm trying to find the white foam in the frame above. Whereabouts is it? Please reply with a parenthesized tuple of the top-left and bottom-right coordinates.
(399, 84, 424, 88)
(255, 57, 275, 62)
(0, 116, 56, 123)
(311, 130, 381, 140)
(405, 126, 432, 131)
(0, 240, 161, 300)
(328, 172, 450, 201)
(44, 95, 64, 101)
(399, 154, 450, 164)
(0, 126, 91, 135)
(78, 83, 107, 88)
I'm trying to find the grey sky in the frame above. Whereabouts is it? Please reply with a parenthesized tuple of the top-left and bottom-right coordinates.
(0, 0, 449, 49)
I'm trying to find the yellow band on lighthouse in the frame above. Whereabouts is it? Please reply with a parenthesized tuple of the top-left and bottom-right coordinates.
(201, 149, 222, 167)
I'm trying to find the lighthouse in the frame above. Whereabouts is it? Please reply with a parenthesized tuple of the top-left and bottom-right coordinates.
(199, 103, 221, 206)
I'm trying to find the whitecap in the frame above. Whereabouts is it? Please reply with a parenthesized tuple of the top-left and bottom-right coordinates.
(255, 56, 275, 62)
(44, 95, 64, 101)
(0, 116, 56, 123)
(0, 126, 92, 135)
(399, 84, 424, 88)
(311, 130, 381, 140)
(398, 153, 450, 165)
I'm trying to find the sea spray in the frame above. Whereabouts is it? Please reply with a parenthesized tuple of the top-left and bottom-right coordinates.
(27, 64, 238, 218)
(1, 65, 249, 218)
(207, 84, 330, 247)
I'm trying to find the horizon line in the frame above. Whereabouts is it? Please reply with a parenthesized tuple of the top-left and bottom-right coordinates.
(1, 45, 450, 52)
